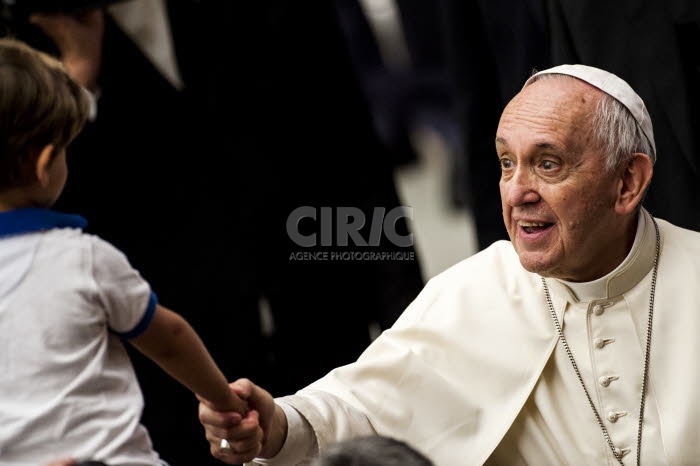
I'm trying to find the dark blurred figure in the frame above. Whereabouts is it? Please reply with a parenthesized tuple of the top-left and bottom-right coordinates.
(545, 0, 700, 231)
(15, 1, 424, 465)
(232, 1, 424, 395)
(309, 436, 434, 466)
(436, 0, 551, 250)
(334, 0, 460, 171)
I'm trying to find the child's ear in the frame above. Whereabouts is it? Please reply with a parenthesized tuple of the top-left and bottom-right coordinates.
(35, 144, 55, 187)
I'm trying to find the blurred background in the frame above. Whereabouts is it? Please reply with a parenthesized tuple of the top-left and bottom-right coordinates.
(3, 0, 700, 464)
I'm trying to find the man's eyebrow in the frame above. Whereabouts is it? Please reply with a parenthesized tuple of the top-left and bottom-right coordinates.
(495, 138, 563, 151)
(535, 142, 563, 152)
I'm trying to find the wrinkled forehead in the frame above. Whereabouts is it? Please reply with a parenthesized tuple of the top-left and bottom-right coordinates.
(498, 77, 602, 141)
(512, 75, 602, 114)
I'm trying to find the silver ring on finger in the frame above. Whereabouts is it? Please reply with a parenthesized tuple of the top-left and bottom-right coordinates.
(220, 438, 233, 452)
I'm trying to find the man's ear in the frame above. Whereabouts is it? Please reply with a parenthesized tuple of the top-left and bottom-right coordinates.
(615, 152, 653, 215)
(35, 144, 55, 187)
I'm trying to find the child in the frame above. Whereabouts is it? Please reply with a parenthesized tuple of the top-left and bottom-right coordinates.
(0, 38, 247, 465)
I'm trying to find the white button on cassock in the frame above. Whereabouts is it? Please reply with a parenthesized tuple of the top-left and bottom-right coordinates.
(607, 410, 627, 423)
(592, 304, 604, 315)
(599, 375, 618, 387)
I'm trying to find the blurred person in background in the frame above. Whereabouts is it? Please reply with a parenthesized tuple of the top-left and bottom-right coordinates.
(436, 0, 551, 250)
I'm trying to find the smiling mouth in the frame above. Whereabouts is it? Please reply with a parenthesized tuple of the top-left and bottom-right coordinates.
(519, 221, 553, 234)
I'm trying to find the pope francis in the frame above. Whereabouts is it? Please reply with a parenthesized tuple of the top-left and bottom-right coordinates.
(199, 65, 700, 466)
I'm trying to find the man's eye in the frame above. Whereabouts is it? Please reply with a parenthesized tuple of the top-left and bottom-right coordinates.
(500, 158, 513, 169)
(541, 160, 558, 170)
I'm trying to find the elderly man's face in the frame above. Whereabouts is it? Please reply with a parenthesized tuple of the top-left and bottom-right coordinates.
(496, 77, 626, 281)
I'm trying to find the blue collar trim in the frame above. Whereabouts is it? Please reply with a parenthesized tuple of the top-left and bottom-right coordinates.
(0, 208, 87, 238)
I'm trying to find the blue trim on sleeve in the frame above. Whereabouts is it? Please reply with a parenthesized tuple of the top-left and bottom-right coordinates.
(119, 291, 158, 339)
(0, 208, 87, 238)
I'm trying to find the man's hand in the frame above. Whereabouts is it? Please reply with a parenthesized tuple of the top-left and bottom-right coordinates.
(29, 9, 105, 91)
(198, 378, 288, 464)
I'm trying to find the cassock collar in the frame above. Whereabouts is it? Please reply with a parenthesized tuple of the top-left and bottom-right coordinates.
(0, 208, 87, 239)
(545, 208, 657, 303)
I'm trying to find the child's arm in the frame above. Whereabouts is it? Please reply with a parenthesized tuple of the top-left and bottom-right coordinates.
(129, 304, 248, 414)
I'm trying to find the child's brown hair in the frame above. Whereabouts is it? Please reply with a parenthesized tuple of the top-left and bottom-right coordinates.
(0, 38, 90, 189)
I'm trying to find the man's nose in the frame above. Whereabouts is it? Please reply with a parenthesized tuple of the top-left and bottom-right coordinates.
(502, 168, 540, 206)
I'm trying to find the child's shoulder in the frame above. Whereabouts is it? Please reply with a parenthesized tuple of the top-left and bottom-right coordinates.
(36, 228, 129, 268)
(39, 226, 95, 250)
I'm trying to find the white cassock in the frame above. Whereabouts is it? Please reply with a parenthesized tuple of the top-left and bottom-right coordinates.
(250, 208, 700, 466)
